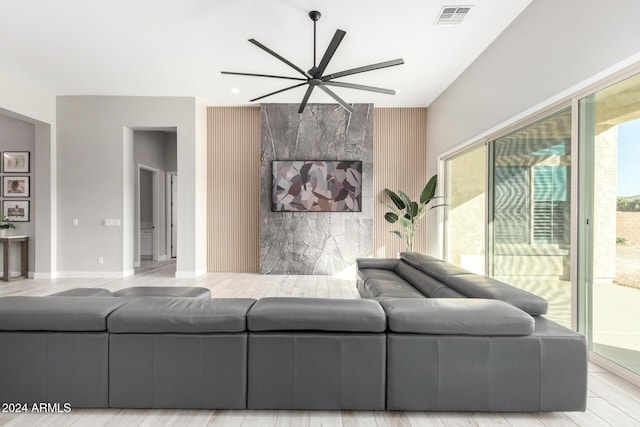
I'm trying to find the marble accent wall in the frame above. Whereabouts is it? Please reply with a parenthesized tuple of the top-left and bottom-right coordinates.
(260, 104, 373, 274)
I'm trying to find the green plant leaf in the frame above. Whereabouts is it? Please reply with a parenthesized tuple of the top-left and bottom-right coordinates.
(420, 174, 438, 204)
(384, 212, 399, 223)
(384, 189, 405, 210)
(399, 215, 412, 229)
(398, 191, 413, 217)
(410, 201, 419, 217)
(390, 231, 403, 239)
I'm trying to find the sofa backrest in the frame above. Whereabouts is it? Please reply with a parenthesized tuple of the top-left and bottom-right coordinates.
(445, 274, 548, 316)
(400, 252, 548, 316)
(393, 262, 465, 298)
(108, 297, 256, 333)
(380, 298, 535, 336)
(0, 296, 129, 332)
(247, 297, 386, 333)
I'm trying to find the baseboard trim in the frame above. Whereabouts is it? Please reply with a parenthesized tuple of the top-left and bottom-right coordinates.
(33, 272, 57, 280)
(56, 270, 135, 279)
(175, 268, 207, 279)
(158, 254, 168, 262)
(590, 352, 640, 388)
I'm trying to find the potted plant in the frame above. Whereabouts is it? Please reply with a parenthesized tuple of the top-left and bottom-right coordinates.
(382, 174, 444, 252)
(0, 215, 16, 235)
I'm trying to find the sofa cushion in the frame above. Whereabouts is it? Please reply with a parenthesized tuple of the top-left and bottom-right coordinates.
(357, 268, 403, 284)
(247, 297, 386, 333)
(364, 279, 426, 299)
(50, 288, 113, 297)
(0, 296, 129, 332)
(446, 274, 548, 315)
(430, 286, 467, 298)
(419, 261, 471, 282)
(393, 262, 465, 298)
(380, 298, 535, 336)
(356, 258, 399, 270)
(113, 286, 211, 298)
(400, 252, 442, 268)
(108, 297, 256, 333)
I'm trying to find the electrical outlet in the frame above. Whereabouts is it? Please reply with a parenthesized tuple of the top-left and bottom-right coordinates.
(104, 219, 121, 227)
(98, 257, 104, 264)
(72, 218, 79, 226)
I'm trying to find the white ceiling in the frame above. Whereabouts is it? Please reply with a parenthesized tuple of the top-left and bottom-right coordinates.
(0, 0, 531, 107)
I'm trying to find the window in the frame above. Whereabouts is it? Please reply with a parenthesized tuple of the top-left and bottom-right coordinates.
(533, 165, 568, 245)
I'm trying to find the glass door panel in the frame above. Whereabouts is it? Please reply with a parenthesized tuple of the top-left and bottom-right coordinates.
(580, 72, 640, 375)
(444, 144, 487, 275)
(491, 108, 572, 327)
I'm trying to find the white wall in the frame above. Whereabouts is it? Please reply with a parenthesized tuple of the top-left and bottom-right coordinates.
(56, 96, 207, 277)
(191, 99, 208, 278)
(0, 115, 36, 273)
(426, 0, 640, 254)
(0, 68, 56, 278)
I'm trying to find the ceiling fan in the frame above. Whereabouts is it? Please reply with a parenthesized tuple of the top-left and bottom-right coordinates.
(221, 10, 404, 114)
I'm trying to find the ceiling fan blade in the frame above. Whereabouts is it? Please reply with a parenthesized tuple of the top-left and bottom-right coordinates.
(323, 81, 397, 95)
(221, 71, 306, 81)
(249, 39, 311, 78)
(249, 82, 308, 102)
(317, 85, 354, 113)
(322, 58, 404, 81)
(314, 29, 346, 78)
(298, 85, 315, 114)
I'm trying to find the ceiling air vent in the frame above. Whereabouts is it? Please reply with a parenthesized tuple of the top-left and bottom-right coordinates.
(435, 6, 472, 25)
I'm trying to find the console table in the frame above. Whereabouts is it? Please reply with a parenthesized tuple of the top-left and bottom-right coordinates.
(0, 235, 29, 281)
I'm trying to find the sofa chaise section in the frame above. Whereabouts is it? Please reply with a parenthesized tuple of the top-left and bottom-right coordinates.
(0, 296, 129, 407)
(107, 297, 256, 409)
(246, 297, 387, 410)
(381, 298, 587, 412)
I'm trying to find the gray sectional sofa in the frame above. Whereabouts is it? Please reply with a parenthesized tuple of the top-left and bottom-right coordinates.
(0, 255, 588, 412)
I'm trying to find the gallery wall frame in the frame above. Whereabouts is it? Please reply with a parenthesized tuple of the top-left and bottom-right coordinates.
(3, 200, 29, 222)
(2, 176, 29, 197)
(2, 151, 30, 173)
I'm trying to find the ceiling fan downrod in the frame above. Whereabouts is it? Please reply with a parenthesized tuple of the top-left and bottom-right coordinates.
(309, 10, 321, 69)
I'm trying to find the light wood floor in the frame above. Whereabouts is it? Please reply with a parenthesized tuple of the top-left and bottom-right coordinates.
(1, 260, 640, 426)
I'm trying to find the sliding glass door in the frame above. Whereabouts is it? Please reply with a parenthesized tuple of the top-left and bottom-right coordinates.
(443, 108, 572, 327)
(579, 72, 640, 375)
(491, 108, 572, 327)
(444, 70, 640, 378)
(444, 144, 487, 275)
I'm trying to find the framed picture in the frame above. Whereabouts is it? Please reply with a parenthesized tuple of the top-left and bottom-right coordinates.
(3, 200, 30, 222)
(272, 160, 362, 212)
(3, 176, 29, 197)
(3, 151, 30, 173)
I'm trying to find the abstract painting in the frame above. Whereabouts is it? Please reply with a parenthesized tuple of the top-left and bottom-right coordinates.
(272, 161, 362, 212)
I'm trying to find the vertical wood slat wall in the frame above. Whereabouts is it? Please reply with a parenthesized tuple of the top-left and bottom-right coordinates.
(207, 107, 260, 272)
(373, 108, 429, 258)
(207, 106, 428, 271)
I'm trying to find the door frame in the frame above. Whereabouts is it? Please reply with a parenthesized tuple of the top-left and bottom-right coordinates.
(136, 164, 160, 267)
(167, 172, 177, 259)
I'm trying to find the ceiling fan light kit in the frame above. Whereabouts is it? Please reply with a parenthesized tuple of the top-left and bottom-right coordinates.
(221, 10, 404, 114)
